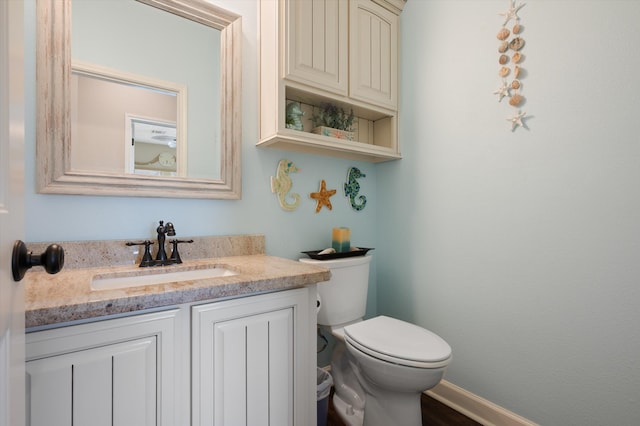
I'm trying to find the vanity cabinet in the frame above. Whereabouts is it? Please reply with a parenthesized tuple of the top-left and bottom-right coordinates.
(192, 288, 314, 426)
(258, 0, 406, 162)
(26, 287, 316, 426)
(26, 309, 181, 426)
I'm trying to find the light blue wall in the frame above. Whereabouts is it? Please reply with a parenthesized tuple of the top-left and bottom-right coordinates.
(25, 1, 640, 424)
(378, 1, 640, 425)
(22, 0, 379, 344)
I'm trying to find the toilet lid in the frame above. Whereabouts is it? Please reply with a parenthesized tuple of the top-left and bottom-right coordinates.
(344, 316, 452, 369)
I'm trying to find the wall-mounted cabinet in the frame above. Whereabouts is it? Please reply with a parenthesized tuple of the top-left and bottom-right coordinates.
(258, 0, 406, 163)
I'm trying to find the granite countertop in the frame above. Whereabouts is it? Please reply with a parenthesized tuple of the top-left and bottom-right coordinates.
(24, 235, 330, 329)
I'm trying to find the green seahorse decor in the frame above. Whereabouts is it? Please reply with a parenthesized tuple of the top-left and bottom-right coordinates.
(344, 167, 367, 211)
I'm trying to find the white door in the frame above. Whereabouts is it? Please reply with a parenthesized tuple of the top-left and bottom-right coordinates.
(0, 1, 26, 426)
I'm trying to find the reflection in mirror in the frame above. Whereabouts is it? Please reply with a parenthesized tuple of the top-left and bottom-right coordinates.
(72, 0, 219, 180)
(36, 0, 242, 199)
(130, 118, 178, 176)
(71, 64, 185, 176)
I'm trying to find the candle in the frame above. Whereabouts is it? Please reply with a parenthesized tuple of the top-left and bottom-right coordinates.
(332, 227, 351, 253)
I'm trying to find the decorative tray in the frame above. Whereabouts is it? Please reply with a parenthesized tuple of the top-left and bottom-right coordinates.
(301, 247, 374, 260)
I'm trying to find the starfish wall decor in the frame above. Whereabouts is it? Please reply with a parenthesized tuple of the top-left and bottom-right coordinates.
(310, 180, 337, 213)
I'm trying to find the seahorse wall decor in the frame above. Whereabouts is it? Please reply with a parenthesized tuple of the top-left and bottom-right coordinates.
(344, 167, 367, 211)
(270, 159, 301, 211)
(285, 102, 305, 131)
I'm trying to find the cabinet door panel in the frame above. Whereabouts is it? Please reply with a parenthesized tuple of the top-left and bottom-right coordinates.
(26, 309, 181, 426)
(27, 360, 71, 426)
(214, 319, 247, 425)
(192, 289, 311, 426)
(211, 309, 293, 426)
(245, 320, 269, 426)
(73, 355, 112, 426)
(264, 309, 293, 424)
(113, 339, 157, 426)
(286, 0, 348, 95)
(26, 337, 156, 426)
(350, 0, 398, 109)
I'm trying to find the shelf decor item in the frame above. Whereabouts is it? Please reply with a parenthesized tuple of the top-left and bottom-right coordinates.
(310, 103, 355, 141)
(285, 102, 305, 131)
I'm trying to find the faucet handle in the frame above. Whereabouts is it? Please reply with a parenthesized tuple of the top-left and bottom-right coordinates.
(169, 239, 194, 264)
(126, 240, 155, 267)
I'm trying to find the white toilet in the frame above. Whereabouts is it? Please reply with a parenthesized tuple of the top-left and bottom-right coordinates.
(300, 255, 452, 426)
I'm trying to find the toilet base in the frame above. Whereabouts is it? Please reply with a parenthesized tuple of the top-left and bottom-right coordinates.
(332, 393, 364, 426)
(361, 390, 422, 426)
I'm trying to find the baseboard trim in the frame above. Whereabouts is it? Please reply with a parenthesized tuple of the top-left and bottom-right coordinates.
(426, 380, 539, 426)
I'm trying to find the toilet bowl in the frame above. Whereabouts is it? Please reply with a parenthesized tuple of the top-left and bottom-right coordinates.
(300, 255, 452, 426)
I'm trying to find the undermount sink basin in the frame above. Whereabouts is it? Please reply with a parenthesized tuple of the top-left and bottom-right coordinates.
(91, 265, 239, 290)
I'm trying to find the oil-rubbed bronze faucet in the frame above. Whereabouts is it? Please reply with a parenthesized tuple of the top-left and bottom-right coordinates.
(154, 220, 176, 265)
(127, 221, 193, 267)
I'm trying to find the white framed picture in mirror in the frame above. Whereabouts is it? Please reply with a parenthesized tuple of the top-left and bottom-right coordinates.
(126, 116, 179, 177)
(36, 0, 242, 199)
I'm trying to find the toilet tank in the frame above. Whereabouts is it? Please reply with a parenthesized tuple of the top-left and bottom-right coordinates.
(300, 255, 372, 327)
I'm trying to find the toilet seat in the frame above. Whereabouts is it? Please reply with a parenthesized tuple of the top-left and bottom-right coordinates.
(344, 316, 452, 369)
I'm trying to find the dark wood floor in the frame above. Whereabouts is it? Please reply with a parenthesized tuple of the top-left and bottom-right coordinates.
(326, 390, 481, 426)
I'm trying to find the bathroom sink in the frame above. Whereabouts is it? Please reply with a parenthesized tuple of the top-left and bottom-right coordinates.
(91, 265, 239, 290)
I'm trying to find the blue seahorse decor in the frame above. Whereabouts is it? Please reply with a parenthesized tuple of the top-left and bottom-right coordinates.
(271, 159, 301, 211)
(344, 167, 367, 211)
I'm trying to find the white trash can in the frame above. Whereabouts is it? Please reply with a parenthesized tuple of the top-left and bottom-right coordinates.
(317, 368, 333, 426)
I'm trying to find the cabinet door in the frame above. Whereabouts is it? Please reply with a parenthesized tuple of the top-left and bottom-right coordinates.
(27, 337, 156, 426)
(26, 309, 182, 426)
(349, 0, 399, 109)
(285, 0, 348, 95)
(192, 288, 313, 426)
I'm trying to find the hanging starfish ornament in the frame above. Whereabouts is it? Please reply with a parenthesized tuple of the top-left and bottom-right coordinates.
(499, 0, 525, 26)
(507, 110, 527, 131)
(493, 79, 511, 102)
(309, 180, 337, 213)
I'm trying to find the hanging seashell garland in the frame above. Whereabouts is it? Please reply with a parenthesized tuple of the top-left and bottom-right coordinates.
(493, 0, 528, 131)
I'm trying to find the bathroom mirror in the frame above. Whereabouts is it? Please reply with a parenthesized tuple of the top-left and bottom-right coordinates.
(36, 0, 242, 199)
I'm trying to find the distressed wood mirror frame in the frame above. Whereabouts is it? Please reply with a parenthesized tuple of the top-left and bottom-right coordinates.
(36, 0, 242, 199)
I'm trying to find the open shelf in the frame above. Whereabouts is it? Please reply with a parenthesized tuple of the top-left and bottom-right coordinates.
(258, 85, 400, 163)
